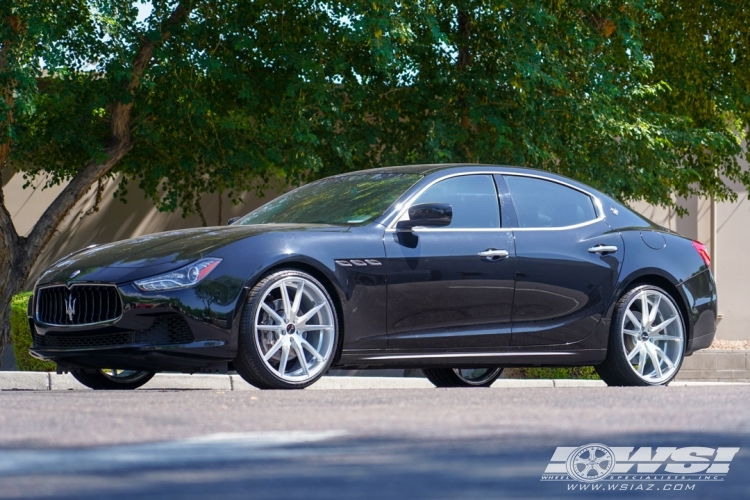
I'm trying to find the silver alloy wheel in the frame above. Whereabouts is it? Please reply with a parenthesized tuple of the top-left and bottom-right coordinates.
(254, 277, 336, 383)
(99, 369, 151, 382)
(620, 289, 684, 384)
(452, 368, 502, 386)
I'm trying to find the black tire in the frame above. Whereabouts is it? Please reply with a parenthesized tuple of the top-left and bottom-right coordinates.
(596, 285, 686, 387)
(423, 367, 503, 388)
(234, 269, 339, 390)
(70, 369, 154, 390)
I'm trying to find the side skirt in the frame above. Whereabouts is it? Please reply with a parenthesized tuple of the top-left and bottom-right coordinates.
(334, 348, 607, 369)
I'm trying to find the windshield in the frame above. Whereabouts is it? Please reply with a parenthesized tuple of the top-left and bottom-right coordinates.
(235, 173, 422, 226)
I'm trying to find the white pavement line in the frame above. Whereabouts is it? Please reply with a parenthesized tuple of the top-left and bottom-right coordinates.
(0, 430, 346, 476)
(4, 371, 749, 391)
(552, 379, 607, 388)
(141, 373, 232, 391)
(670, 381, 750, 386)
(492, 379, 554, 388)
(310, 376, 434, 390)
(229, 374, 258, 391)
(49, 373, 89, 390)
(0, 371, 50, 390)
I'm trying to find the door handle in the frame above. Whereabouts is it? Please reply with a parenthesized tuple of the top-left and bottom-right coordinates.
(478, 249, 509, 260)
(588, 245, 618, 254)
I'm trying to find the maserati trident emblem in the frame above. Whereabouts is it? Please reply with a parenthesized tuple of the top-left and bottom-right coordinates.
(64, 294, 77, 322)
(70, 270, 81, 279)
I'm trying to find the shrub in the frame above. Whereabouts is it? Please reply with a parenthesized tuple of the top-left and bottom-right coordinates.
(9, 292, 56, 372)
(504, 366, 600, 380)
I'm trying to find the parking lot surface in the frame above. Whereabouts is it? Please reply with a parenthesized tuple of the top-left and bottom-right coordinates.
(0, 385, 748, 499)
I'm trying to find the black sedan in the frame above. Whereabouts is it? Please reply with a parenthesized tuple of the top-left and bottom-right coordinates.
(29, 164, 717, 389)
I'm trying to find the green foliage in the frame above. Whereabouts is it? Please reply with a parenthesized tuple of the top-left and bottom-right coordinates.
(2, 0, 749, 220)
(9, 293, 56, 372)
(505, 366, 601, 380)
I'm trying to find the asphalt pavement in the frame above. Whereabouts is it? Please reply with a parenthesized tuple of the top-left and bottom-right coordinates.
(0, 383, 748, 499)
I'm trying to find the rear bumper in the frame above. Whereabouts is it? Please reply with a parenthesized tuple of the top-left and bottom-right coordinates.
(680, 269, 718, 355)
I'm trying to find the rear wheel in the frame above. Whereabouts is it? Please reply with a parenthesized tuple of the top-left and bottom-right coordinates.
(596, 285, 685, 386)
(423, 367, 503, 387)
(234, 270, 339, 389)
(70, 369, 154, 390)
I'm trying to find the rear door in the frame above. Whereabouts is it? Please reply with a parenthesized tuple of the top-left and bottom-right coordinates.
(499, 174, 624, 346)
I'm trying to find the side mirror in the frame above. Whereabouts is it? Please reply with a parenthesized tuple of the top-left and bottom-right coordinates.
(227, 217, 240, 225)
(397, 203, 452, 230)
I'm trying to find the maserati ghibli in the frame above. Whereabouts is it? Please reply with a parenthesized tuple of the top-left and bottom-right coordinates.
(28, 164, 717, 389)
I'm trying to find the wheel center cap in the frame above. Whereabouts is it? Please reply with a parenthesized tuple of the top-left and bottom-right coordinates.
(286, 324, 296, 335)
(640, 332, 650, 342)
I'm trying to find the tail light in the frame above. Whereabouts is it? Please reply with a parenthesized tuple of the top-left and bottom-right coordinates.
(692, 240, 711, 267)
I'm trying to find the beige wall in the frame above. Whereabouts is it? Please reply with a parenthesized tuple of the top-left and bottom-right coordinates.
(632, 169, 750, 341)
(1, 171, 277, 288)
(630, 145, 750, 341)
(4, 164, 748, 340)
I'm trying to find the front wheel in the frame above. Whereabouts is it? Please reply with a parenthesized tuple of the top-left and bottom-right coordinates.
(70, 369, 155, 390)
(423, 368, 503, 387)
(234, 270, 339, 389)
(596, 285, 686, 386)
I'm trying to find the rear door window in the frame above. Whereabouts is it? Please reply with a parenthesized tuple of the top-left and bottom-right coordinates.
(503, 175, 597, 228)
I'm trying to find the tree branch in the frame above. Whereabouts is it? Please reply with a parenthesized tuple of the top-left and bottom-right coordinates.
(111, 3, 191, 149)
(457, 10, 471, 73)
(22, 3, 192, 270)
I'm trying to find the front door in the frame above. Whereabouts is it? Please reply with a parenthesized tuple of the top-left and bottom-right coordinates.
(500, 174, 624, 346)
(384, 174, 516, 350)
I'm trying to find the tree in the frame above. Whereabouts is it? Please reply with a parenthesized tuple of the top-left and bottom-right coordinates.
(302, 0, 750, 206)
(1, 0, 748, 362)
(0, 0, 365, 356)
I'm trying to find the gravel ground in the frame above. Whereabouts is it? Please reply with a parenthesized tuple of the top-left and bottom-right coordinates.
(708, 339, 750, 349)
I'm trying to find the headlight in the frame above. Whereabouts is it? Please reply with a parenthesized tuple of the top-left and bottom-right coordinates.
(134, 258, 222, 291)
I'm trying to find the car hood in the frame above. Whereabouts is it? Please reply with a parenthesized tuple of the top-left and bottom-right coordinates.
(36, 224, 346, 286)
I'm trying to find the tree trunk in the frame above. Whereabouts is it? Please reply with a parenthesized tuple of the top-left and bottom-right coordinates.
(0, 13, 25, 359)
(457, 9, 471, 73)
(0, 3, 192, 366)
(456, 8, 473, 158)
(0, 192, 25, 357)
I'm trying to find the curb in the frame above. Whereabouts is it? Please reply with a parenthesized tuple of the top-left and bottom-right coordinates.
(0, 372, 748, 391)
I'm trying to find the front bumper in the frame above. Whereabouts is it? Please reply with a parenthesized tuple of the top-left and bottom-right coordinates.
(29, 282, 241, 373)
(30, 343, 231, 373)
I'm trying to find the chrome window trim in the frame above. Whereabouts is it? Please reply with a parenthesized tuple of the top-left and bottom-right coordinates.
(34, 283, 123, 328)
(384, 170, 604, 233)
(362, 351, 575, 360)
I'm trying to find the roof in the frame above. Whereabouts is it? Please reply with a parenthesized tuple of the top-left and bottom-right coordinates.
(364, 163, 480, 175)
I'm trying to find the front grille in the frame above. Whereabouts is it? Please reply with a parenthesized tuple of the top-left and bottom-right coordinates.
(36, 285, 122, 326)
(33, 315, 195, 350)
